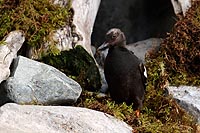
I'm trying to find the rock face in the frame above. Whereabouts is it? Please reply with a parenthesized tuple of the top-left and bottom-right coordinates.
(0, 56, 82, 105)
(53, 0, 101, 55)
(72, 0, 101, 55)
(168, 86, 200, 123)
(171, 0, 191, 16)
(0, 103, 133, 133)
(0, 30, 25, 83)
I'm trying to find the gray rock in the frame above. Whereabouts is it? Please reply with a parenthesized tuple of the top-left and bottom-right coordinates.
(99, 66, 108, 93)
(1, 56, 82, 105)
(168, 86, 200, 123)
(0, 103, 133, 133)
(126, 38, 162, 62)
(0, 30, 25, 83)
(91, 45, 97, 56)
(91, 46, 108, 92)
(52, 0, 68, 6)
(95, 48, 108, 67)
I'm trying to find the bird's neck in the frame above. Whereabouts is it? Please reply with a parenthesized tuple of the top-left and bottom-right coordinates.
(115, 41, 126, 48)
(109, 41, 127, 52)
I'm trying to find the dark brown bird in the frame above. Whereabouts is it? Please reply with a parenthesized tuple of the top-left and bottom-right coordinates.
(98, 28, 147, 117)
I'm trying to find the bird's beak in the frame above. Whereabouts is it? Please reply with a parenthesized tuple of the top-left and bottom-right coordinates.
(97, 42, 109, 51)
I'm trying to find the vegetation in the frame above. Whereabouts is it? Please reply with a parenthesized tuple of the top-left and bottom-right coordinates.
(0, 0, 72, 52)
(159, 1, 200, 86)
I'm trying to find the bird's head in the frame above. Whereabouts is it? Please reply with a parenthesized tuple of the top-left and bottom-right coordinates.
(97, 28, 126, 51)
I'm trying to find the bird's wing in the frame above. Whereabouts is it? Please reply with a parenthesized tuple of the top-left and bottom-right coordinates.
(139, 63, 147, 90)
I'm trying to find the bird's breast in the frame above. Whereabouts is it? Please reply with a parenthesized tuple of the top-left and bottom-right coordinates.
(104, 48, 139, 77)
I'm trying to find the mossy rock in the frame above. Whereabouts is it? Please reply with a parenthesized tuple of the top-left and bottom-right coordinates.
(0, 0, 72, 52)
(42, 45, 101, 91)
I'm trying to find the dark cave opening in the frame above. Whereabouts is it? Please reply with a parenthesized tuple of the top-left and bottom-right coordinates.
(91, 0, 177, 47)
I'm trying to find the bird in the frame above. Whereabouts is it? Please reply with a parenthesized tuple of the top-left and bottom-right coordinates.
(97, 28, 147, 117)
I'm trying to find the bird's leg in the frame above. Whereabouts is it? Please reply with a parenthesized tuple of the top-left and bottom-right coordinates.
(135, 96, 143, 118)
(135, 109, 140, 118)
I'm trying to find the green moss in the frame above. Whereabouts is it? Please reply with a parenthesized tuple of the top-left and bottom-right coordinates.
(74, 90, 196, 132)
(0, 0, 72, 48)
(42, 45, 101, 91)
(74, 91, 135, 121)
(143, 56, 196, 132)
